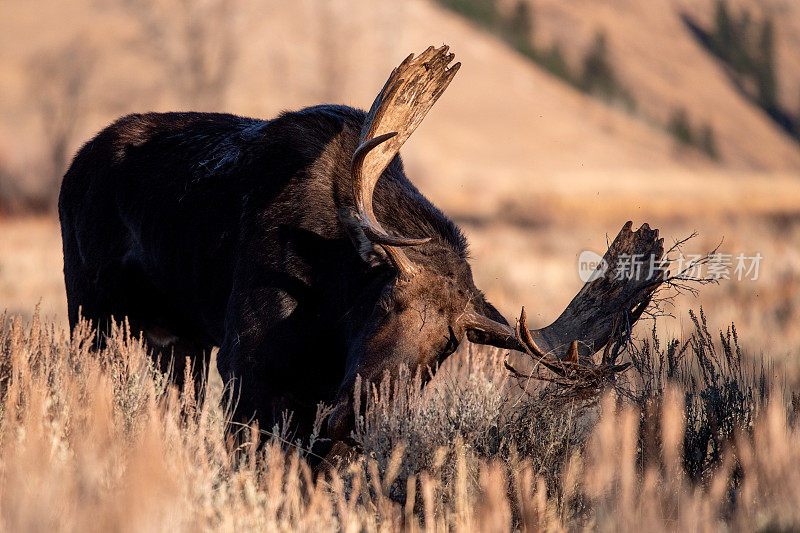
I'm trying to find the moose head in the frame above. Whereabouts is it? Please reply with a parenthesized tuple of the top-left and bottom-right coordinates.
(326, 46, 666, 440)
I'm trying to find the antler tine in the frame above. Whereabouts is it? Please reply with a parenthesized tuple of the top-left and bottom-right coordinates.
(519, 306, 632, 379)
(466, 220, 667, 388)
(351, 45, 460, 280)
(517, 307, 546, 359)
(516, 307, 571, 376)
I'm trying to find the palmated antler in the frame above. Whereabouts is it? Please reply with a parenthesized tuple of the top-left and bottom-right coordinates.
(350, 45, 460, 279)
(464, 221, 667, 387)
(529, 221, 665, 356)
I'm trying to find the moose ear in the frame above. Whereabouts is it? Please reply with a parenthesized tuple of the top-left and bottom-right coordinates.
(338, 207, 388, 267)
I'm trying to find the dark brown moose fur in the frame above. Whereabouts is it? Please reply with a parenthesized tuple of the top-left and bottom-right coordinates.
(59, 105, 504, 447)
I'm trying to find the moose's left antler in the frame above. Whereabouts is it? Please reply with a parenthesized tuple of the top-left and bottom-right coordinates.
(349, 45, 460, 279)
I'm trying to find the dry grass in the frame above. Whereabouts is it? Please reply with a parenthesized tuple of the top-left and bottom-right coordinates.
(0, 307, 797, 531)
(0, 217, 65, 321)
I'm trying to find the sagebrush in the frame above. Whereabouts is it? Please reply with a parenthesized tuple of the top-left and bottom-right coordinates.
(0, 310, 796, 531)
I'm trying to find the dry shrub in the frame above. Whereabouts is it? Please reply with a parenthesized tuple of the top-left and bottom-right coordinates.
(0, 309, 798, 531)
(625, 308, 772, 482)
(351, 345, 593, 509)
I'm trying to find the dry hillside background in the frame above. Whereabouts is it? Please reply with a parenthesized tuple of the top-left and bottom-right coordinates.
(2, 0, 800, 529)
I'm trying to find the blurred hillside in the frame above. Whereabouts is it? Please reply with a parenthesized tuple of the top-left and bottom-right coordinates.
(490, 0, 800, 170)
(2, 0, 800, 210)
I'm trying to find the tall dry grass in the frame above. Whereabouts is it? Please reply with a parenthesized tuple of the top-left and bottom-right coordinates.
(0, 309, 797, 531)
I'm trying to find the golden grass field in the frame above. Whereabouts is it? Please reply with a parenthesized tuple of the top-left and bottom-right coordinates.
(0, 299, 799, 531)
(3, 0, 800, 529)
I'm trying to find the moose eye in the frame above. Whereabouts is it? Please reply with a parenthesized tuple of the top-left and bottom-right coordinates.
(440, 326, 460, 359)
(375, 286, 396, 314)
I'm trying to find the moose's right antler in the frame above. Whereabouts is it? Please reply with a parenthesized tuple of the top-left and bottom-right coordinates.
(511, 307, 635, 387)
(463, 221, 668, 387)
(350, 45, 460, 279)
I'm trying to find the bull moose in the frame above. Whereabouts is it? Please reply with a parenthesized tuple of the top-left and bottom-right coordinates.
(59, 46, 664, 448)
